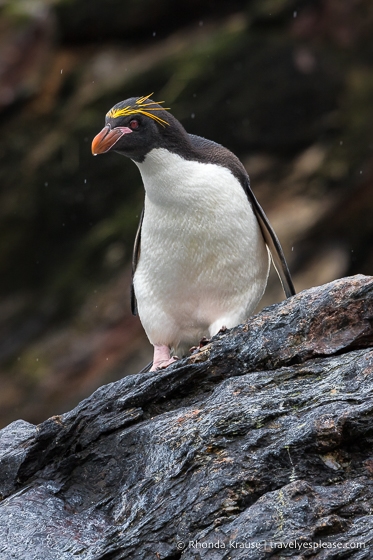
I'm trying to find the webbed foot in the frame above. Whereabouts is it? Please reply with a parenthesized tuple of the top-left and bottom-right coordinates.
(151, 344, 178, 371)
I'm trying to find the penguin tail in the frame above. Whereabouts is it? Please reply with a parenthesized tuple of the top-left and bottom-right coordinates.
(137, 361, 153, 374)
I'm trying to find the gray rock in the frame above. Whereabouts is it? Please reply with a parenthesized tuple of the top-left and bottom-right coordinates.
(0, 275, 372, 559)
(0, 419, 37, 497)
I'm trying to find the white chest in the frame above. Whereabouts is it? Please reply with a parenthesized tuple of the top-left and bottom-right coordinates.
(133, 148, 269, 349)
(135, 148, 255, 242)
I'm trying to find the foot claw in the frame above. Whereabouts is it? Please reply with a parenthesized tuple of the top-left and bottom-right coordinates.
(151, 344, 178, 372)
(152, 356, 179, 371)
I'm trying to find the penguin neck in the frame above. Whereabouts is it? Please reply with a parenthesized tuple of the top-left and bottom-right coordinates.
(135, 147, 173, 175)
(133, 147, 248, 225)
(134, 147, 196, 207)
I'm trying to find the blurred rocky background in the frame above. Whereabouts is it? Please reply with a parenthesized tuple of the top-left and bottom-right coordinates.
(0, 0, 372, 428)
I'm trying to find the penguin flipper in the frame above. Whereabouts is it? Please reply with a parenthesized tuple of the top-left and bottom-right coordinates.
(132, 209, 152, 373)
(131, 207, 144, 316)
(244, 180, 296, 298)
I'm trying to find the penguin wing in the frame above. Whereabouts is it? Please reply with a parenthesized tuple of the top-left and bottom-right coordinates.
(243, 179, 295, 298)
(186, 134, 295, 298)
(131, 207, 144, 316)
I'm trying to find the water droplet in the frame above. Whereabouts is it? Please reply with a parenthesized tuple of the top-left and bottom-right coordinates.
(191, 113, 195, 119)
(293, 11, 297, 18)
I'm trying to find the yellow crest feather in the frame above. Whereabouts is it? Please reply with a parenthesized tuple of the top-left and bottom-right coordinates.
(106, 93, 170, 127)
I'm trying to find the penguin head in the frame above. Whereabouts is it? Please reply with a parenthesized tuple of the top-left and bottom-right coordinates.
(92, 94, 187, 162)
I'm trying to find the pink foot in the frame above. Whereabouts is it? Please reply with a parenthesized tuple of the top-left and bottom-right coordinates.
(151, 344, 178, 371)
(156, 356, 179, 370)
(199, 336, 211, 348)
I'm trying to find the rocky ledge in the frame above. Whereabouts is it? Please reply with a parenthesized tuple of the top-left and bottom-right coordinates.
(0, 275, 372, 559)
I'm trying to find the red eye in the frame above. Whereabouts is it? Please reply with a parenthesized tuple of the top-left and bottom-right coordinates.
(129, 119, 139, 130)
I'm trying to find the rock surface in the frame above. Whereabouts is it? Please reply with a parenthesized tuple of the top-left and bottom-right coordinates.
(0, 274, 372, 559)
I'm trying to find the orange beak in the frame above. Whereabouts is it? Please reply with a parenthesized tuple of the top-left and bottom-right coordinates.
(91, 125, 132, 155)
